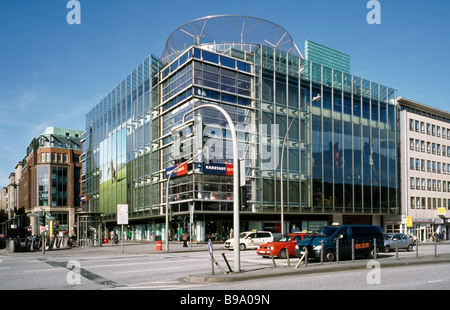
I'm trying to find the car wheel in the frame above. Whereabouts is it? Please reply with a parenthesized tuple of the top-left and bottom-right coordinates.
(239, 243, 246, 251)
(407, 244, 413, 252)
(384, 245, 390, 253)
(278, 249, 287, 259)
(324, 249, 335, 262)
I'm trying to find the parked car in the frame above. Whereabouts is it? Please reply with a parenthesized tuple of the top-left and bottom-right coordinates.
(224, 231, 273, 251)
(295, 225, 384, 262)
(384, 233, 413, 252)
(256, 233, 309, 258)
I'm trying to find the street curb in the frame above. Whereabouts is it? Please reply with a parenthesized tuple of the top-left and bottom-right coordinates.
(185, 254, 450, 283)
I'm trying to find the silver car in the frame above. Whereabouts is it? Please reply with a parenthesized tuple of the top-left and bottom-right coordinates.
(384, 233, 413, 253)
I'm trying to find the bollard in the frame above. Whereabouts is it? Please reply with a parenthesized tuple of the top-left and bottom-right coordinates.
(395, 238, 399, 260)
(305, 247, 308, 267)
(374, 238, 377, 260)
(351, 239, 355, 262)
(336, 238, 339, 264)
(286, 246, 290, 267)
(320, 240, 324, 265)
(221, 253, 233, 273)
(416, 239, 419, 259)
(269, 247, 276, 268)
(435, 237, 438, 258)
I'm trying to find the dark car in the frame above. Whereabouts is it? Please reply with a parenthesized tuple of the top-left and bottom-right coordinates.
(295, 225, 384, 262)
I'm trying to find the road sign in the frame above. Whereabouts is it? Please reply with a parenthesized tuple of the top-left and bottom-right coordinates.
(208, 239, 213, 257)
(117, 204, 128, 225)
(407, 216, 413, 228)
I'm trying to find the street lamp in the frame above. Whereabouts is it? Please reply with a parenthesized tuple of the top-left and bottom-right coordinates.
(280, 94, 321, 235)
(182, 103, 241, 273)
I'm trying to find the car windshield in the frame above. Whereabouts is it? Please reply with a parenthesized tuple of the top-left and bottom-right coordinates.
(274, 235, 292, 242)
(239, 232, 254, 238)
(308, 226, 339, 238)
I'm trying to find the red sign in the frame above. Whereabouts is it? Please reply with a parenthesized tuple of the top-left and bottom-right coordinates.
(177, 163, 188, 176)
(226, 164, 234, 176)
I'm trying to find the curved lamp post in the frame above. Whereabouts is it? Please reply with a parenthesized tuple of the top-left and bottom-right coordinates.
(280, 95, 321, 235)
(173, 103, 240, 273)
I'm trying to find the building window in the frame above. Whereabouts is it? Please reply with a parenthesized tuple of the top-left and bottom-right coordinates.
(51, 167, 68, 206)
(37, 166, 49, 206)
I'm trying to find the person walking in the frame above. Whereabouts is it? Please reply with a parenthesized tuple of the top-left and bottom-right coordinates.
(182, 231, 189, 247)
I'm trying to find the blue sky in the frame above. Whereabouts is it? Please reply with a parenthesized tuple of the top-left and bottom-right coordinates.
(0, 0, 449, 188)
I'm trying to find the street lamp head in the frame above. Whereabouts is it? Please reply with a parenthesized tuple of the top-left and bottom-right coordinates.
(312, 94, 321, 102)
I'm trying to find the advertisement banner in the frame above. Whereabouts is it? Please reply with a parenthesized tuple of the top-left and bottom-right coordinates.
(202, 163, 234, 176)
(165, 163, 189, 179)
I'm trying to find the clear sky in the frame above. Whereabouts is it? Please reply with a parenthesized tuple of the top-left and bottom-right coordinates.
(0, 0, 449, 188)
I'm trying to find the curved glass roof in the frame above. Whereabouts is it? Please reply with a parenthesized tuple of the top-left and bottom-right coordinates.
(162, 15, 302, 61)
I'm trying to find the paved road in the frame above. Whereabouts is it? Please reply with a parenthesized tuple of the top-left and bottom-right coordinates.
(1, 240, 449, 291)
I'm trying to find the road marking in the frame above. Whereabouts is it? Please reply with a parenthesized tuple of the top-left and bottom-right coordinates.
(80, 258, 209, 269)
(428, 280, 443, 283)
(113, 266, 182, 274)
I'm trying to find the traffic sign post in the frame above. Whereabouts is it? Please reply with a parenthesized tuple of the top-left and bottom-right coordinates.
(208, 239, 227, 275)
(117, 204, 128, 253)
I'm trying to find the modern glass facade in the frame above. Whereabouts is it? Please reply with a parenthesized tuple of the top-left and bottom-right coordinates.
(83, 15, 399, 241)
(83, 55, 162, 226)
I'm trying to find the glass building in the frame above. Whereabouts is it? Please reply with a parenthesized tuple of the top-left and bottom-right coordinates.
(83, 15, 399, 242)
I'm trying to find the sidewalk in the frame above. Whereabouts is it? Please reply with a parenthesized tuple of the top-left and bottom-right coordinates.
(0, 240, 212, 257)
(186, 252, 450, 283)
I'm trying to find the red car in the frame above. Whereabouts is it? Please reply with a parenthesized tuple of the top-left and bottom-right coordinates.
(256, 233, 309, 259)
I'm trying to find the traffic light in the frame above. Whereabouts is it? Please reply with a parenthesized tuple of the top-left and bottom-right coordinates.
(194, 115, 203, 152)
(39, 212, 45, 226)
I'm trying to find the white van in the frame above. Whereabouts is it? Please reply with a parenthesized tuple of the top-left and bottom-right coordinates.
(224, 231, 273, 251)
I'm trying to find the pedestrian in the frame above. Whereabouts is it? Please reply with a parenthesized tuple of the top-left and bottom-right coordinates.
(182, 231, 189, 247)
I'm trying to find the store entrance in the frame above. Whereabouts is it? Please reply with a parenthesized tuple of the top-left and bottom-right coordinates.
(205, 220, 233, 242)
